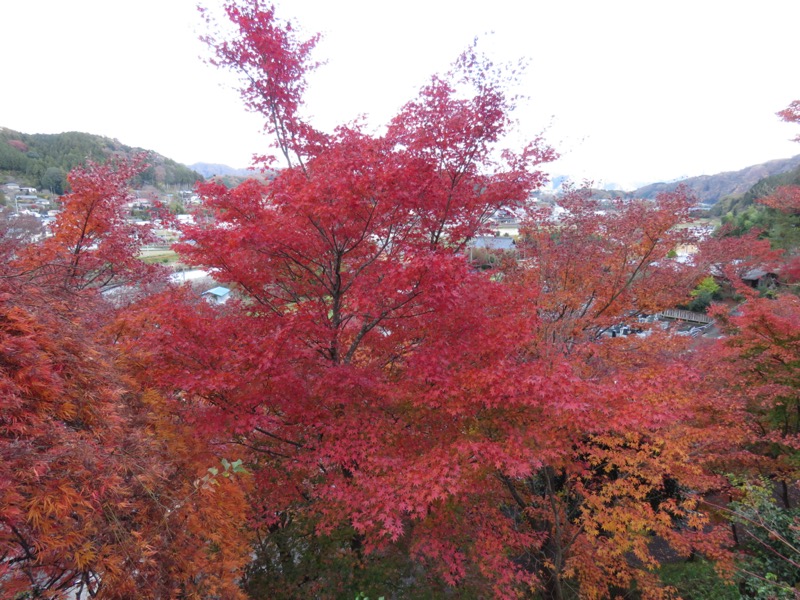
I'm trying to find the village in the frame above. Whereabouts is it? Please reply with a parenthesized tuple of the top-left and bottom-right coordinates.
(2, 176, 741, 343)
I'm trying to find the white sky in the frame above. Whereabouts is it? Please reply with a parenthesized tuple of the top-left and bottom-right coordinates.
(2, 0, 799, 189)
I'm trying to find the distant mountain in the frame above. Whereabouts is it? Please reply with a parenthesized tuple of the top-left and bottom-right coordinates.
(7, 126, 799, 210)
(631, 155, 800, 204)
(188, 163, 256, 178)
(711, 161, 800, 217)
(0, 128, 203, 193)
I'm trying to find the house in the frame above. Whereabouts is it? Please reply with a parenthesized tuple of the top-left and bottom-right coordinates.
(202, 286, 231, 304)
(741, 268, 778, 289)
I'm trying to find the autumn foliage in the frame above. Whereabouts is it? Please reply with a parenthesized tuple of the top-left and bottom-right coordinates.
(120, 3, 761, 598)
(779, 99, 800, 143)
(1, 161, 251, 598)
(3, 3, 799, 599)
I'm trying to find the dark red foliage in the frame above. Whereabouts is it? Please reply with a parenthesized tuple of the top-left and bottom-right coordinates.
(778, 99, 800, 142)
(0, 158, 251, 599)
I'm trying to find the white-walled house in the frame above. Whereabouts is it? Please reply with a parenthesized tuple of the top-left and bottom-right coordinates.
(202, 286, 231, 304)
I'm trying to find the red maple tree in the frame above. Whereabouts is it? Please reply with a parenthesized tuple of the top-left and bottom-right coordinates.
(778, 99, 800, 143)
(109, 3, 772, 598)
(13, 158, 160, 294)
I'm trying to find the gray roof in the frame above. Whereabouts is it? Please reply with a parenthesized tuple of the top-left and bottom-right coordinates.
(741, 268, 769, 281)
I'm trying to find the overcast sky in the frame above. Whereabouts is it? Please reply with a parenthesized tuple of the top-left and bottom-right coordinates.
(2, 0, 799, 188)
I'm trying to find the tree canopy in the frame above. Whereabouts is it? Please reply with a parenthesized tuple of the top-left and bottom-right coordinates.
(1, 3, 799, 599)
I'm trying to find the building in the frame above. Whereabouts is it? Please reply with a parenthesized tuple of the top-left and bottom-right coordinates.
(202, 286, 231, 304)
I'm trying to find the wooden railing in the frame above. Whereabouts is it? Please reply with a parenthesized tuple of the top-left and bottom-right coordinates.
(658, 308, 714, 324)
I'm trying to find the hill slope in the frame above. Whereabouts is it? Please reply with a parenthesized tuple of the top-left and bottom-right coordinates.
(631, 155, 800, 204)
(0, 128, 203, 193)
(711, 162, 800, 217)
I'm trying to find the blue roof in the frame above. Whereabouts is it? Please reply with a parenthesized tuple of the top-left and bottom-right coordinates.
(204, 286, 230, 297)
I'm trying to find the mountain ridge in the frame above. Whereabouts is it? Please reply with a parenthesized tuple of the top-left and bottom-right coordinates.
(4, 127, 800, 206)
(630, 155, 800, 204)
(188, 162, 256, 178)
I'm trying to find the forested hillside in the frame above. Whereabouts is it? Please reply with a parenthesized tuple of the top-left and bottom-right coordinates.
(713, 162, 800, 216)
(704, 159, 800, 251)
(631, 154, 800, 205)
(0, 128, 203, 193)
